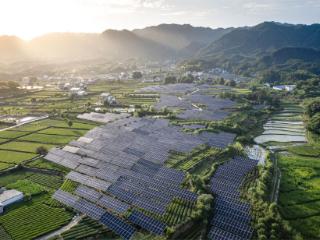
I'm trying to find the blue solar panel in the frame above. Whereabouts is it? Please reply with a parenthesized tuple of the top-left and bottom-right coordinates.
(100, 212, 136, 240)
(128, 210, 166, 235)
(97, 194, 130, 214)
(208, 156, 257, 240)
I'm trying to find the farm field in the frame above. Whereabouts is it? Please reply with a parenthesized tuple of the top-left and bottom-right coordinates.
(262, 104, 320, 239)
(278, 150, 320, 239)
(0, 168, 71, 240)
(0, 118, 98, 171)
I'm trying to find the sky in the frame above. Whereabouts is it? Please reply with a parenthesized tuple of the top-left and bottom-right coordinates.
(0, 0, 320, 39)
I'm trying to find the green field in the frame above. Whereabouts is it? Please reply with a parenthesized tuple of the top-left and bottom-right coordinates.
(0, 169, 71, 240)
(0, 150, 36, 164)
(0, 141, 55, 153)
(0, 203, 73, 240)
(278, 149, 320, 238)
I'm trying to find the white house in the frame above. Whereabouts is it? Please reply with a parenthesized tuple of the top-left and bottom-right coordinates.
(273, 85, 296, 92)
(0, 189, 24, 214)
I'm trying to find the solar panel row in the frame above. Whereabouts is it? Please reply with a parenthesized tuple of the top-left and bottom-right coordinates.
(208, 156, 258, 240)
(128, 210, 166, 235)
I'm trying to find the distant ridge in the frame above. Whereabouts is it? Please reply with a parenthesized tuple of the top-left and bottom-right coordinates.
(199, 22, 320, 57)
(1, 22, 320, 62)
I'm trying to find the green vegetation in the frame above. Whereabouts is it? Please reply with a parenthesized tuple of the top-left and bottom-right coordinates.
(0, 141, 55, 153)
(0, 168, 73, 240)
(0, 203, 73, 240)
(242, 156, 301, 240)
(278, 151, 320, 238)
(61, 217, 118, 240)
(0, 150, 36, 165)
(7, 179, 47, 196)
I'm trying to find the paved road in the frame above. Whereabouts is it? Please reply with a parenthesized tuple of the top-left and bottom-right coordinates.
(36, 214, 84, 240)
(0, 115, 48, 132)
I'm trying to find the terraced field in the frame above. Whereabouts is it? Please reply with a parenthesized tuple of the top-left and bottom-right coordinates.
(278, 148, 320, 238)
(257, 104, 320, 239)
(0, 168, 71, 240)
(0, 118, 98, 170)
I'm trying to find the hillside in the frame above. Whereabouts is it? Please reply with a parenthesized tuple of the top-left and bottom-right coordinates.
(261, 47, 320, 65)
(0, 36, 27, 62)
(133, 24, 232, 54)
(199, 22, 320, 57)
(0, 24, 231, 62)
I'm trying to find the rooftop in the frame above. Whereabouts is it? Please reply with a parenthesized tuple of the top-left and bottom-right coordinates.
(0, 189, 23, 204)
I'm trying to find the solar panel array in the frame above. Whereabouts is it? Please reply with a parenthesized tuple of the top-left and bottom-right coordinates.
(139, 83, 236, 121)
(208, 156, 258, 240)
(45, 85, 239, 239)
(137, 83, 197, 94)
(100, 212, 136, 240)
(178, 109, 230, 121)
(77, 112, 130, 123)
(128, 210, 166, 235)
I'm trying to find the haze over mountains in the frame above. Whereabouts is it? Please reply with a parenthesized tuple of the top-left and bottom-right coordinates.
(0, 22, 320, 63)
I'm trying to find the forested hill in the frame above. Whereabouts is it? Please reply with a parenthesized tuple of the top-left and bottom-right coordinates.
(198, 22, 320, 57)
(0, 24, 232, 62)
(261, 47, 320, 65)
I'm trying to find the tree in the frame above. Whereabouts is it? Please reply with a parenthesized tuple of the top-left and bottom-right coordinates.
(306, 100, 320, 117)
(226, 80, 236, 87)
(260, 70, 281, 84)
(164, 76, 177, 84)
(179, 74, 195, 83)
(67, 120, 73, 128)
(36, 146, 48, 155)
(7, 81, 19, 90)
(132, 71, 143, 79)
(218, 77, 225, 85)
(307, 113, 320, 133)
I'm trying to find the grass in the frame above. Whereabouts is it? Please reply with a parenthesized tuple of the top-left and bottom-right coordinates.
(288, 145, 320, 157)
(0, 171, 34, 186)
(61, 216, 117, 240)
(0, 150, 36, 164)
(6, 179, 48, 196)
(25, 157, 68, 173)
(0, 162, 14, 171)
(19, 133, 76, 145)
(27, 173, 63, 189)
(0, 131, 30, 139)
(0, 168, 73, 240)
(38, 127, 88, 136)
(278, 153, 320, 238)
(0, 203, 73, 240)
(0, 141, 55, 153)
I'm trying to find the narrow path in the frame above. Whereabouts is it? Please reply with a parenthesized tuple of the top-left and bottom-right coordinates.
(0, 115, 48, 132)
(270, 153, 281, 203)
(36, 214, 84, 240)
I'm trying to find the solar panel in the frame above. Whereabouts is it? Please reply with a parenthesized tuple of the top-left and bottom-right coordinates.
(100, 212, 135, 240)
(128, 210, 166, 235)
(97, 194, 130, 214)
(208, 227, 245, 240)
(208, 155, 257, 240)
(73, 198, 106, 220)
(75, 185, 102, 203)
(52, 190, 79, 207)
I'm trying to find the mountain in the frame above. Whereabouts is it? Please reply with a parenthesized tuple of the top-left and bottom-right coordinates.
(261, 47, 320, 65)
(199, 22, 320, 57)
(28, 33, 104, 61)
(0, 36, 27, 62)
(2, 22, 320, 63)
(101, 29, 172, 59)
(133, 24, 232, 53)
(0, 24, 232, 62)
